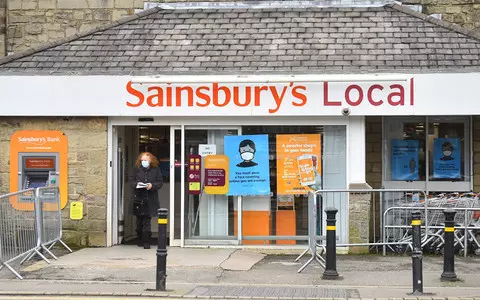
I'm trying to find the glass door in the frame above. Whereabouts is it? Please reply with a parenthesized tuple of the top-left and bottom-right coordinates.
(172, 126, 240, 246)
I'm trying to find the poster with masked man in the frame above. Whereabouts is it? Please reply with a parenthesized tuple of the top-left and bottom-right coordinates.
(433, 138, 461, 179)
(224, 134, 270, 195)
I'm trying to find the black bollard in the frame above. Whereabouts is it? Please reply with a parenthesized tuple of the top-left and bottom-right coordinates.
(322, 207, 339, 280)
(410, 211, 423, 295)
(441, 209, 457, 281)
(156, 208, 168, 291)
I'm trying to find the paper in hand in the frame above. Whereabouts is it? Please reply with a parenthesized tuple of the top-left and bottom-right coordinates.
(136, 182, 150, 189)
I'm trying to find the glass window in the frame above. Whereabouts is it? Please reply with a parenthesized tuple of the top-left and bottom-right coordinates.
(384, 118, 426, 182)
(183, 129, 238, 240)
(241, 125, 347, 244)
(427, 121, 467, 182)
(383, 117, 471, 189)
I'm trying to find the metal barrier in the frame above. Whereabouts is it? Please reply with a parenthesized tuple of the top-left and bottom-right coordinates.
(292, 189, 427, 261)
(242, 188, 478, 259)
(0, 189, 46, 279)
(0, 187, 71, 279)
(295, 191, 326, 273)
(310, 189, 479, 257)
(38, 187, 72, 255)
(293, 188, 425, 272)
(383, 193, 480, 257)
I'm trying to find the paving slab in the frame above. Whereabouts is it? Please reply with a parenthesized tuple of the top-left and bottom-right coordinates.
(220, 250, 266, 271)
(23, 246, 236, 272)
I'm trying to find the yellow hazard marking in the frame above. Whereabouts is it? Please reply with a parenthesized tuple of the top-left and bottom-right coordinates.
(158, 218, 168, 224)
(326, 226, 336, 231)
(411, 220, 421, 226)
(444, 227, 454, 232)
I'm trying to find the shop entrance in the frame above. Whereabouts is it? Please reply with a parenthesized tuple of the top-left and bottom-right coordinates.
(111, 123, 347, 247)
(112, 125, 241, 246)
(113, 126, 173, 246)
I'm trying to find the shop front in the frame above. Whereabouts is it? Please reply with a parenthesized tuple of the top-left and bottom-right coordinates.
(1, 72, 480, 249)
(1, 2, 480, 249)
(108, 75, 368, 247)
(107, 73, 480, 248)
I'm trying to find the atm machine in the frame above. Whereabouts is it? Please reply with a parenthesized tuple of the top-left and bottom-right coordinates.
(10, 130, 68, 211)
(17, 154, 59, 204)
(18, 154, 59, 190)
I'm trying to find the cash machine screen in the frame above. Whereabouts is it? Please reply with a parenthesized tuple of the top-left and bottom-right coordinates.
(22, 157, 56, 189)
(25, 158, 55, 169)
(28, 178, 49, 188)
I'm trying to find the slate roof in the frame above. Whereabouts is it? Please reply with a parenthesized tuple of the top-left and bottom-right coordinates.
(1, 2, 480, 75)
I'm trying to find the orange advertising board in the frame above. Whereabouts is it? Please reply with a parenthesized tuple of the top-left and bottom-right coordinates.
(10, 130, 68, 211)
(204, 155, 229, 195)
(276, 134, 321, 195)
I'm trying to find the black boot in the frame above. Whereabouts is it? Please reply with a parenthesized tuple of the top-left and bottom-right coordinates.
(136, 230, 143, 247)
(142, 231, 151, 249)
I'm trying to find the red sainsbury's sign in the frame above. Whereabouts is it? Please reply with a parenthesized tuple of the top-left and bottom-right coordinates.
(125, 78, 414, 115)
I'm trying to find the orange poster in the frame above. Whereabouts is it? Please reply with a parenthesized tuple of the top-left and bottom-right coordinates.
(204, 155, 229, 195)
(276, 134, 321, 195)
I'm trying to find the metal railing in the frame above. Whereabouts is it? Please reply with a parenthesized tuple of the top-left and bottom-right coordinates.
(383, 193, 480, 257)
(292, 188, 427, 270)
(312, 188, 427, 247)
(299, 188, 479, 257)
(0, 187, 71, 279)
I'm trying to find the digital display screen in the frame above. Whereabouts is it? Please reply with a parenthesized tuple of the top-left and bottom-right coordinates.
(27, 177, 48, 188)
(25, 158, 55, 169)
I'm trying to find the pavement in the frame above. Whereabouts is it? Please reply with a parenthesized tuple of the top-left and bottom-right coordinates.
(0, 245, 480, 299)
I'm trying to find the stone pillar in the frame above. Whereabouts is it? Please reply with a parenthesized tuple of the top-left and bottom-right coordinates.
(348, 183, 372, 254)
(365, 116, 382, 243)
(0, 0, 5, 57)
(365, 116, 382, 188)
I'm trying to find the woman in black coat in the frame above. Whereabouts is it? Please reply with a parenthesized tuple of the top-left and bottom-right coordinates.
(129, 152, 163, 249)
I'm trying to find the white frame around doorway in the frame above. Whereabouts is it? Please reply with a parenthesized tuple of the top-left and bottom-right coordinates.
(170, 125, 181, 246)
(107, 116, 361, 248)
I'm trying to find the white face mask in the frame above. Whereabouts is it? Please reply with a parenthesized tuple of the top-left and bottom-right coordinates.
(443, 151, 452, 157)
(141, 160, 150, 168)
(241, 152, 254, 161)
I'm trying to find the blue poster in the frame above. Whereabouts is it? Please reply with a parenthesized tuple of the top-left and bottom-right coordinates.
(433, 138, 461, 179)
(224, 134, 271, 196)
(392, 140, 419, 181)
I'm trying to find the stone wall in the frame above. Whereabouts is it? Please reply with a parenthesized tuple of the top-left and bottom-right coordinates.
(348, 183, 372, 254)
(0, 0, 5, 57)
(0, 117, 108, 247)
(402, 0, 480, 34)
(6, 0, 143, 54)
(4, 0, 228, 55)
